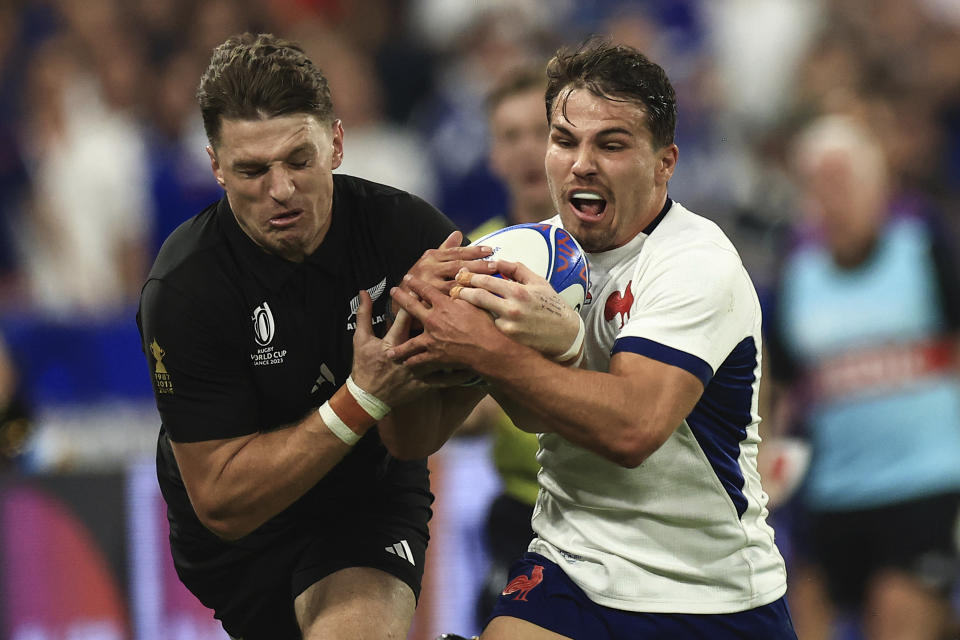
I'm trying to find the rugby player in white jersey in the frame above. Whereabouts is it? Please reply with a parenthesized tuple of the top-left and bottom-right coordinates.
(389, 39, 796, 640)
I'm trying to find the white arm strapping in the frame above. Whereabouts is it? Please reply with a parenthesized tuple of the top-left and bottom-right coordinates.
(554, 314, 585, 363)
(345, 375, 391, 420)
(318, 401, 361, 446)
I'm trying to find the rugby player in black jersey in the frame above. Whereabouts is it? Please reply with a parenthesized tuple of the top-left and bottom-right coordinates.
(138, 33, 493, 640)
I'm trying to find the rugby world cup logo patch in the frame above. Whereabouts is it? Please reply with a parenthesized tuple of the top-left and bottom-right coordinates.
(252, 301, 275, 346)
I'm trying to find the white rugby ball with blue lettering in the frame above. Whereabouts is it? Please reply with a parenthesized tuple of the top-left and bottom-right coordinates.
(470, 223, 590, 311)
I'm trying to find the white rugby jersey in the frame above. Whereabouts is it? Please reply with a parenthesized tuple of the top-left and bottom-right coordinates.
(528, 200, 787, 614)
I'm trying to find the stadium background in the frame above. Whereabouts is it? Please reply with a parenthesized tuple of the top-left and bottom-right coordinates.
(0, 0, 959, 638)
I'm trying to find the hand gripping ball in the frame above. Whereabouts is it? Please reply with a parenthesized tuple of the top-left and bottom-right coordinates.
(470, 223, 590, 311)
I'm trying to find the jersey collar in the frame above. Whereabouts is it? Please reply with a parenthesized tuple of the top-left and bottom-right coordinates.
(218, 198, 297, 291)
(303, 182, 346, 273)
(218, 199, 342, 293)
(642, 196, 673, 236)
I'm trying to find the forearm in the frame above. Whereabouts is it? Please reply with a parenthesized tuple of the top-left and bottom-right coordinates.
(379, 385, 486, 459)
(487, 387, 541, 433)
(210, 414, 353, 537)
(476, 344, 681, 467)
(174, 381, 382, 540)
(386, 275, 700, 467)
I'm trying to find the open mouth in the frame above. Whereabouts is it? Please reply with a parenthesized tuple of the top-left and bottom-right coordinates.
(569, 191, 607, 217)
(270, 209, 303, 225)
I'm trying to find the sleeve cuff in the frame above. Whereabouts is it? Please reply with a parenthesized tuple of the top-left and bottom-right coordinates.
(612, 336, 713, 386)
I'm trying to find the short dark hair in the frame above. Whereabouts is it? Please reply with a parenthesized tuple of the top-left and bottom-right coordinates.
(485, 64, 547, 116)
(545, 38, 677, 149)
(197, 33, 334, 148)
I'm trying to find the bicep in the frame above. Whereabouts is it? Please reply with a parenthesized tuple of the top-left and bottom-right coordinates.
(610, 350, 704, 444)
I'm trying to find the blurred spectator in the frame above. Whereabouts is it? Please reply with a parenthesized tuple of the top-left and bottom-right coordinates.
(473, 65, 553, 235)
(17, 31, 152, 317)
(295, 25, 440, 203)
(409, 0, 567, 53)
(413, 7, 556, 230)
(144, 49, 223, 256)
(702, 0, 822, 133)
(187, 0, 267, 61)
(131, 0, 188, 65)
(767, 113, 960, 640)
(789, 0, 960, 212)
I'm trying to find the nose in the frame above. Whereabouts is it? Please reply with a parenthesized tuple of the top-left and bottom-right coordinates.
(571, 145, 597, 178)
(267, 166, 295, 203)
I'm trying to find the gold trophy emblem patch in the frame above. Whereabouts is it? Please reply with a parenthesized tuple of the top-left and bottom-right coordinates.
(150, 339, 173, 394)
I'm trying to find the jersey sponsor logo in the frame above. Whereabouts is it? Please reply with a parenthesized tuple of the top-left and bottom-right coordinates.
(149, 339, 174, 394)
(346, 277, 388, 331)
(252, 302, 275, 346)
(501, 565, 544, 601)
(384, 539, 416, 566)
(604, 281, 634, 328)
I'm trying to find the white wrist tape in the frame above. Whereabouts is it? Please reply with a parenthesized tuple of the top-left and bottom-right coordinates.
(570, 350, 585, 368)
(554, 315, 585, 363)
(318, 401, 361, 446)
(346, 375, 391, 421)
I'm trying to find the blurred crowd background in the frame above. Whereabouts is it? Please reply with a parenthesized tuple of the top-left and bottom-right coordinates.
(1, 0, 959, 639)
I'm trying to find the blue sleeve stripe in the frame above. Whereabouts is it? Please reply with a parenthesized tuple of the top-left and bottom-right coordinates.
(612, 337, 714, 386)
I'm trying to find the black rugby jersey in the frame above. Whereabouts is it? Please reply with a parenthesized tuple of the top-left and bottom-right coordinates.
(137, 174, 458, 560)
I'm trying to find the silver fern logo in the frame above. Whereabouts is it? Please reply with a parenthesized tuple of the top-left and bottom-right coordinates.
(348, 277, 387, 320)
(252, 301, 275, 346)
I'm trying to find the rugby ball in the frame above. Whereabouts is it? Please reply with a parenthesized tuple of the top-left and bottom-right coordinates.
(470, 223, 590, 311)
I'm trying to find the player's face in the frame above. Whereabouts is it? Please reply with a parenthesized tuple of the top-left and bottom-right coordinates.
(545, 88, 677, 252)
(489, 88, 551, 219)
(208, 114, 343, 262)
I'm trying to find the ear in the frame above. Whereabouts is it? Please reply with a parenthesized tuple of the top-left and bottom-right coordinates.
(330, 120, 344, 170)
(656, 143, 679, 185)
(208, 146, 225, 187)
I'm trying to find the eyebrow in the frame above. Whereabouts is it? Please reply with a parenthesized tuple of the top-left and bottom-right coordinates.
(551, 124, 636, 138)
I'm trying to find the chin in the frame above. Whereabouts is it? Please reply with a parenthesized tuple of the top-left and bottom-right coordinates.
(583, 224, 622, 252)
(270, 237, 309, 261)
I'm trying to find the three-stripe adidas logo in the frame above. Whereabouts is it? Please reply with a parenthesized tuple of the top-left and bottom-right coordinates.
(385, 539, 415, 566)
